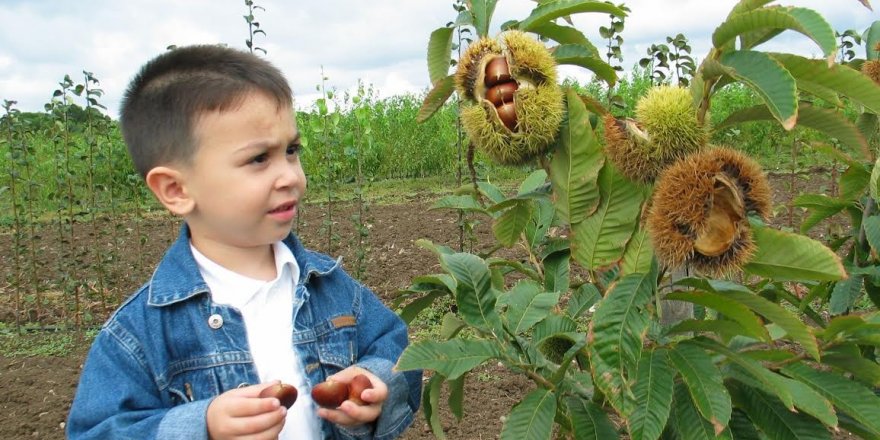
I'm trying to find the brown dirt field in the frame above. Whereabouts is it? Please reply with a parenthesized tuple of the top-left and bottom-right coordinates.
(0, 171, 861, 439)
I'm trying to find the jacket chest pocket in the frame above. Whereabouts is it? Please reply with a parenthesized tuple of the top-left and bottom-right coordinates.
(165, 356, 254, 405)
(316, 315, 357, 374)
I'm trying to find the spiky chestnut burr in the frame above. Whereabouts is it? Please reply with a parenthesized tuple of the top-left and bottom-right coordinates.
(647, 147, 771, 276)
(539, 335, 576, 365)
(863, 59, 880, 85)
(603, 115, 656, 184)
(604, 86, 707, 183)
(455, 31, 563, 165)
(454, 37, 503, 102)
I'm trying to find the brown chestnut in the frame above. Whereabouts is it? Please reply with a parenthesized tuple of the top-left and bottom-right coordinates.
(259, 382, 298, 409)
(311, 379, 350, 408)
(485, 81, 517, 106)
(495, 102, 518, 131)
(348, 374, 374, 406)
(485, 57, 511, 88)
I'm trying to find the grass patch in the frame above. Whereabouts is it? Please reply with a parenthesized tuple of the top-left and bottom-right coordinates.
(401, 295, 456, 343)
(0, 326, 97, 357)
(303, 171, 525, 207)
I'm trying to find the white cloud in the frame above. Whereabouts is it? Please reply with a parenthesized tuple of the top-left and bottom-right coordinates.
(0, 0, 876, 117)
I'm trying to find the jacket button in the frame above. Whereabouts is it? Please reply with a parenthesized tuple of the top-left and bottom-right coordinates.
(207, 314, 224, 329)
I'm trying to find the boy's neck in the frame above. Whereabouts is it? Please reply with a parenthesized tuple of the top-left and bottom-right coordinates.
(190, 237, 277, 281)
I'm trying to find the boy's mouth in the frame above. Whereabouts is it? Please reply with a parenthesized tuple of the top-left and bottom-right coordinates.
(269, 202, 295, 214)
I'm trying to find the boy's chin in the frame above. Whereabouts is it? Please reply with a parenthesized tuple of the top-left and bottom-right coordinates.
(269, 228, 294, 242)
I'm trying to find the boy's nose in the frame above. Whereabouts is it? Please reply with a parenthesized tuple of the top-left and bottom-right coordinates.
(275, 162, 301, 189)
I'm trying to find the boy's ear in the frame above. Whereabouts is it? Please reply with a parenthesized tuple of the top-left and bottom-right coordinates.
(145, 166, 194, 216)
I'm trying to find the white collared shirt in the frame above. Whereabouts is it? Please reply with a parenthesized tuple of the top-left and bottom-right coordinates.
(191, 241, 321, 439)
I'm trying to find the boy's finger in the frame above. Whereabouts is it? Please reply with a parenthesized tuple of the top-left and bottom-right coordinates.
(327, 366, 365, 382)
(228, 406, 287, 435)
(317, 406, 359, 426)
(359, 385, 388, 405)
(319, 400, 380, 426)
(224, 394, 282, 417)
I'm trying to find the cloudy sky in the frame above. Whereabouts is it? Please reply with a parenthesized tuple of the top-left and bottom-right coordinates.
(0, 0, 876, 118)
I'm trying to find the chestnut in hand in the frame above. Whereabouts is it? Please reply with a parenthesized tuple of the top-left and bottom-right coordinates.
(347, 374, 374, 406)
(311, 379, 350, 408)
(259, 382, 298, 409)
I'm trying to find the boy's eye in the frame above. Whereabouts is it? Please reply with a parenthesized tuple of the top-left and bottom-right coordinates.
(286, 143, 301, 155)
(251, 153, 269, 164)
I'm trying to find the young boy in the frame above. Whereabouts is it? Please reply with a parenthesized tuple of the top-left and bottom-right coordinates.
(67, 45, 421, 440)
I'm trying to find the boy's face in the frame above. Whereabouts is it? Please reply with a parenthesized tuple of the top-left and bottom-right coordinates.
(182, 91, 306, 251)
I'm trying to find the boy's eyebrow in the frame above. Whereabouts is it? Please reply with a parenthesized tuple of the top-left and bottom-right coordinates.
(236, 132, 301, 153)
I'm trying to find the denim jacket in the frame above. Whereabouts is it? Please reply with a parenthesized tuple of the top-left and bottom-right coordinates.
(67, 225, 421, 440)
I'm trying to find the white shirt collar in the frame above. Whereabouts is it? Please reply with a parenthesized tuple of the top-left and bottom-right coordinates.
(190, 241, 300, 309)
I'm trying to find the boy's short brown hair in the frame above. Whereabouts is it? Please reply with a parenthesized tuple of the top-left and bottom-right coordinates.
(120, 44, 292, 177)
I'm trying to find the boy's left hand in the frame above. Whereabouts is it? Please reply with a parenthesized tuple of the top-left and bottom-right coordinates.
(316, 366, 387, 427)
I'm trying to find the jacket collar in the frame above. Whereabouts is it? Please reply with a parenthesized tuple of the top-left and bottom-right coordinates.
(147, 223, 339, 307)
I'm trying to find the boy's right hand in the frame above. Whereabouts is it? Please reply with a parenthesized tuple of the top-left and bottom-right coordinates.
(207, 382, 287, 440)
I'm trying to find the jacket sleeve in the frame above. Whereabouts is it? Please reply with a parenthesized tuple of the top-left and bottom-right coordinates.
(66, 321, 212, 440)
(342, 284, 422, 440)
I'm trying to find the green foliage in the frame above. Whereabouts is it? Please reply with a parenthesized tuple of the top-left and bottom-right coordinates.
(596, 2, 628, 73)
(639, 33, 696, 87)
(243, 0, 267, 54)
(500, 388, 556, 439)
(549, 88, 604, 225)
(309, 70, 342, 252)
(298, 91, 462, 185)
(0, 103, 144, 222)
(629, 348, 674, 440)
(837, 28, 863, 63)
(348, 82, 374, 279)
(402, 3, 880, 440)
(795, 17, 880, 317)
(743, 224, 847, 282)
(596, 2, 630, 109)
